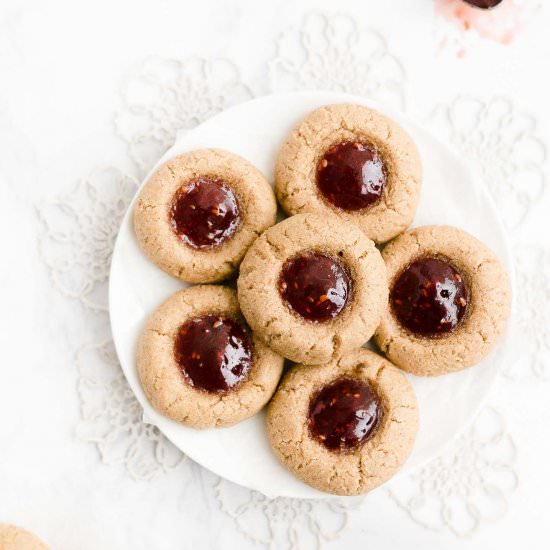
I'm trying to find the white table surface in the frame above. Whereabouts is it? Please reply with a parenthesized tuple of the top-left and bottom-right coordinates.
(0, 1, 549, 549)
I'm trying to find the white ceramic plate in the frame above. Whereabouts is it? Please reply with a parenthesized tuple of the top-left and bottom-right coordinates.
(109, 91, 514, 499)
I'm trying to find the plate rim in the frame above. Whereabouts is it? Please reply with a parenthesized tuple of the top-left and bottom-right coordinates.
(108, 90, 516, 499)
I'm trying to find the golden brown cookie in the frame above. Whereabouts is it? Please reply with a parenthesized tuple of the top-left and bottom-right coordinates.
(137, 285, 284, 428)
(266, 349, 418, 496)
(0, 525, 47, 550)
(374, 225, 512, 376)
(134, 149, 277, 283)
(275, 104, 422, 244)
(237, 213, 388, 365)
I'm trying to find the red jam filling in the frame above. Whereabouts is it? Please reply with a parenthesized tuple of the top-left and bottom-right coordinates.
(390, 257, 469, 336)
(316, 141, 386, 211)
(170, 176, 240, 249)
(278, 252, 351, 322)
(308, 377, 382, 451)
(174, 314, 252, 393)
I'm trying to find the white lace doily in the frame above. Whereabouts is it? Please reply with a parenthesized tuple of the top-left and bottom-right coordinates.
(27, 8, 549, 549)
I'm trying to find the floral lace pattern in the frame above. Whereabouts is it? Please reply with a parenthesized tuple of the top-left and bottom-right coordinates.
(387, 407, 518, 537)
(37, 166, 138, 312)
(216, 479, 360, 550)
(32, 9, 548, 546)
(505, 245, 550, 380)
(268, 13, 406, 110)
(76, 339, 185, 480)
(426, 96, 547, 229)
(115, 57, 252, 177)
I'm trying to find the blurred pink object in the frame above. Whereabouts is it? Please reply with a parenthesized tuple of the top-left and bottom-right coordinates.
(435, 0, 523, 44)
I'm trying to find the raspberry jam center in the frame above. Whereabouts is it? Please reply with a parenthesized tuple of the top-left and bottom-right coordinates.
(390, 257, 469, 336)
(170, 176, 240, 249)
(174, 314, 252, 393)
(316, 141, 386, 211)
(308, 377, 382, 452)
(278, 252, 351, 322)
